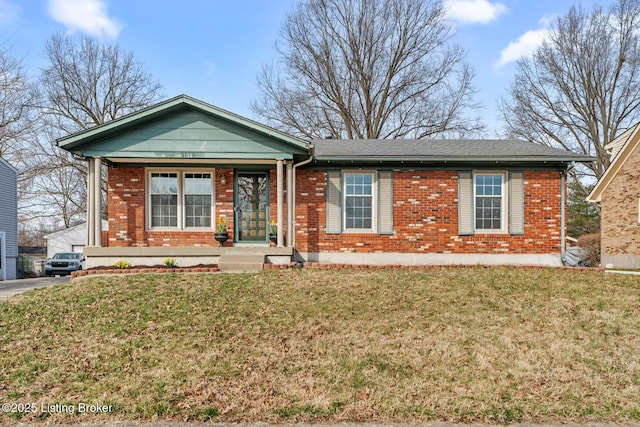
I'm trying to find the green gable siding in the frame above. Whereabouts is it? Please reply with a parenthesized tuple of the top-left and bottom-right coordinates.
(80, 109, 307, 160)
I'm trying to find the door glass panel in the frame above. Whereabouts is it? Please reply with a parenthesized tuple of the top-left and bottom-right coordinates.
(236, 173, 268, 242)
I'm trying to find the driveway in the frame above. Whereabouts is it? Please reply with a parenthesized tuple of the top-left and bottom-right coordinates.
(0, 276, 70, 299)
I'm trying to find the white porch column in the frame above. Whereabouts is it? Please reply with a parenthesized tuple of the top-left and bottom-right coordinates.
(93, 157, 102, 247)
(87, 158, 95, 246)
(276, 159, 284, 247)
(286, 160, 293, 247)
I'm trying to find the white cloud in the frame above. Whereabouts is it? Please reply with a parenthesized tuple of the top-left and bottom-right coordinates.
(444, 0, 507, 24)
(47, 0, 121, 39)
(0, 0, 19, 25)
(496, 27, 550, 68)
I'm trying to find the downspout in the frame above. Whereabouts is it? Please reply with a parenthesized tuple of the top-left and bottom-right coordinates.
(560, 161, 576, 265)
(291, 146, 315, 249)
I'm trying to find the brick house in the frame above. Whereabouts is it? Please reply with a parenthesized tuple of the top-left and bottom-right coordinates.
(56, 95, 592, 270)
(587, 123, 640, 269)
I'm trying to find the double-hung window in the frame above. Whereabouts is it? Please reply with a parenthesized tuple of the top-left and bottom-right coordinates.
(344, 173, 375, 231)
(148, 170, 213, 229)
(326, 170, 393, 235)
(458, 170, 524, 235)
(475, 174, 505, 232)
(150, 173, 178, 227)
(184, 173, 212, 228)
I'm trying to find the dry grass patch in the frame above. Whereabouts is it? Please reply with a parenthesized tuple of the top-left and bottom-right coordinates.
(1, 267, 640, 423)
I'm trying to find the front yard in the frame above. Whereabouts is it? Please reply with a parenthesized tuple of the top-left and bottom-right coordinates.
(1, 267, 639, 423)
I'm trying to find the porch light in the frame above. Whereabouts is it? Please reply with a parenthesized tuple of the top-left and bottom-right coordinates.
(220, 174, 227, 185)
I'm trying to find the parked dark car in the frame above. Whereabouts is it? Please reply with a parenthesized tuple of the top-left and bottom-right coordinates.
(44, 252, 85, 276)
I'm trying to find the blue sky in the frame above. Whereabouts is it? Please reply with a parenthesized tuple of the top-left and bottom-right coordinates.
(0, 0, 614, 136)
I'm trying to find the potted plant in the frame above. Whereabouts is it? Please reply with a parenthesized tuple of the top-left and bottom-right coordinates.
(269, 219, 278, 244)
(214, 217, 229, 247)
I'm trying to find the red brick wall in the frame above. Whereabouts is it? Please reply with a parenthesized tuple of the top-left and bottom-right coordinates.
(294, 169, 562, 254)
(107, 166, 234, 247)
(107, 166, 562, 254)
(601, 140, 640, 258)
(268, 169, 288, 230)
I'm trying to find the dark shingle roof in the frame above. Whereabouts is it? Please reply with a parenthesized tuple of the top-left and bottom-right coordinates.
(312, 139, 593, 163)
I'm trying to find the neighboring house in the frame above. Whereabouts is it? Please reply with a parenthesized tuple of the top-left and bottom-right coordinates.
(0, 157, 18, 280)
(44, 220, 108, 258)
(55, 95, 592, 270)
(587, 123, 640, 269)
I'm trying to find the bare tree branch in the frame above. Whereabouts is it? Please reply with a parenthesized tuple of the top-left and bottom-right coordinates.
(40, 32, 164, 134)
(0, 42, 37, 167)
(252, 0, 482, 139)
(500, 0, 640, 186)
(26, 32, 165, 229)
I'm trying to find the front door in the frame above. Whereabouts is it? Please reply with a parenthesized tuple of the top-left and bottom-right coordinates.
(235, 172, 269, 243)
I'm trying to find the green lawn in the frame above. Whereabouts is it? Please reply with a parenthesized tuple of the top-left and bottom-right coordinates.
(1, 267, 639, 423)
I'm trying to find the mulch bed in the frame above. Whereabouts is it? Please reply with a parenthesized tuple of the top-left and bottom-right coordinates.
(71, 262, 604, 279)
(72, 264, 220, 279)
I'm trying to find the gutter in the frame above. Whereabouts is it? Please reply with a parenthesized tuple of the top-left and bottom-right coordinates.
(561, 161, 576, 265)
(291, 146, 315, 249)
(314, 156, 596, 163)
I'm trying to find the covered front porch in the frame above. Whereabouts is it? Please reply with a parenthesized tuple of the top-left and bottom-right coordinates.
(56, 95, 312, 269)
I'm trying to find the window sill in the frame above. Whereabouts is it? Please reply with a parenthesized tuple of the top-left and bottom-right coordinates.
(342, 229, 377, 234)
(474, 230, 508, 235)
(146, 228, 215, 232)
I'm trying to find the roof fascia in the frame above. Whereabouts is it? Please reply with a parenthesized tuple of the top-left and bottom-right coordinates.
(43, 222, 86, 239)
(44, 220, 108, 239)
(313, 155, 595, 163)
(604, 124, 637, 151)
(588, 124, 640, 202)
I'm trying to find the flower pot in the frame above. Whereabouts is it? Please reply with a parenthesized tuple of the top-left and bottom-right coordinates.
(214, 232, 229, 247)
(269, 233, 277, 244)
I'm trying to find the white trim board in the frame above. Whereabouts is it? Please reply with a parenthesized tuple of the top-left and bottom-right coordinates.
(0, 231, 6, 281)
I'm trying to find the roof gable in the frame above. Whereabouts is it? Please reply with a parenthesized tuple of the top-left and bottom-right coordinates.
(44, 220, 108, 239)
(56, 95, 311, 161)
(604, 125, 637, 161)
(0, 157, 18, 175)
(588, 123, 640, 203)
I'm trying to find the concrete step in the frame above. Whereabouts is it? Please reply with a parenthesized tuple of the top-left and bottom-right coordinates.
(218, 254, 265, 273)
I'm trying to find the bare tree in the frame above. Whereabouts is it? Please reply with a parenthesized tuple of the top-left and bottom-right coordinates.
(500, 0, 640, 194)
(31, 32, 163, 228)
(252, 0, 481, 140)
(17, 128, 87, 228)
(0, 43, 36, 166)
(40, 32, 163, 134)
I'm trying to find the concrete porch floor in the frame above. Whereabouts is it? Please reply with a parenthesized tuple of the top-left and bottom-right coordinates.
(83, 246, 294, 270)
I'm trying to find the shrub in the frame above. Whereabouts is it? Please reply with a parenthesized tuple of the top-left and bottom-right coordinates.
(577, 233, 601, 267)
(113, 259, 131, 269)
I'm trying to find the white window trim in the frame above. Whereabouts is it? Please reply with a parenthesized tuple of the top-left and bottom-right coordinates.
(146, 168, 216, 231)
(342, 170, 377, 233)
(473, 171, 508, 234)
